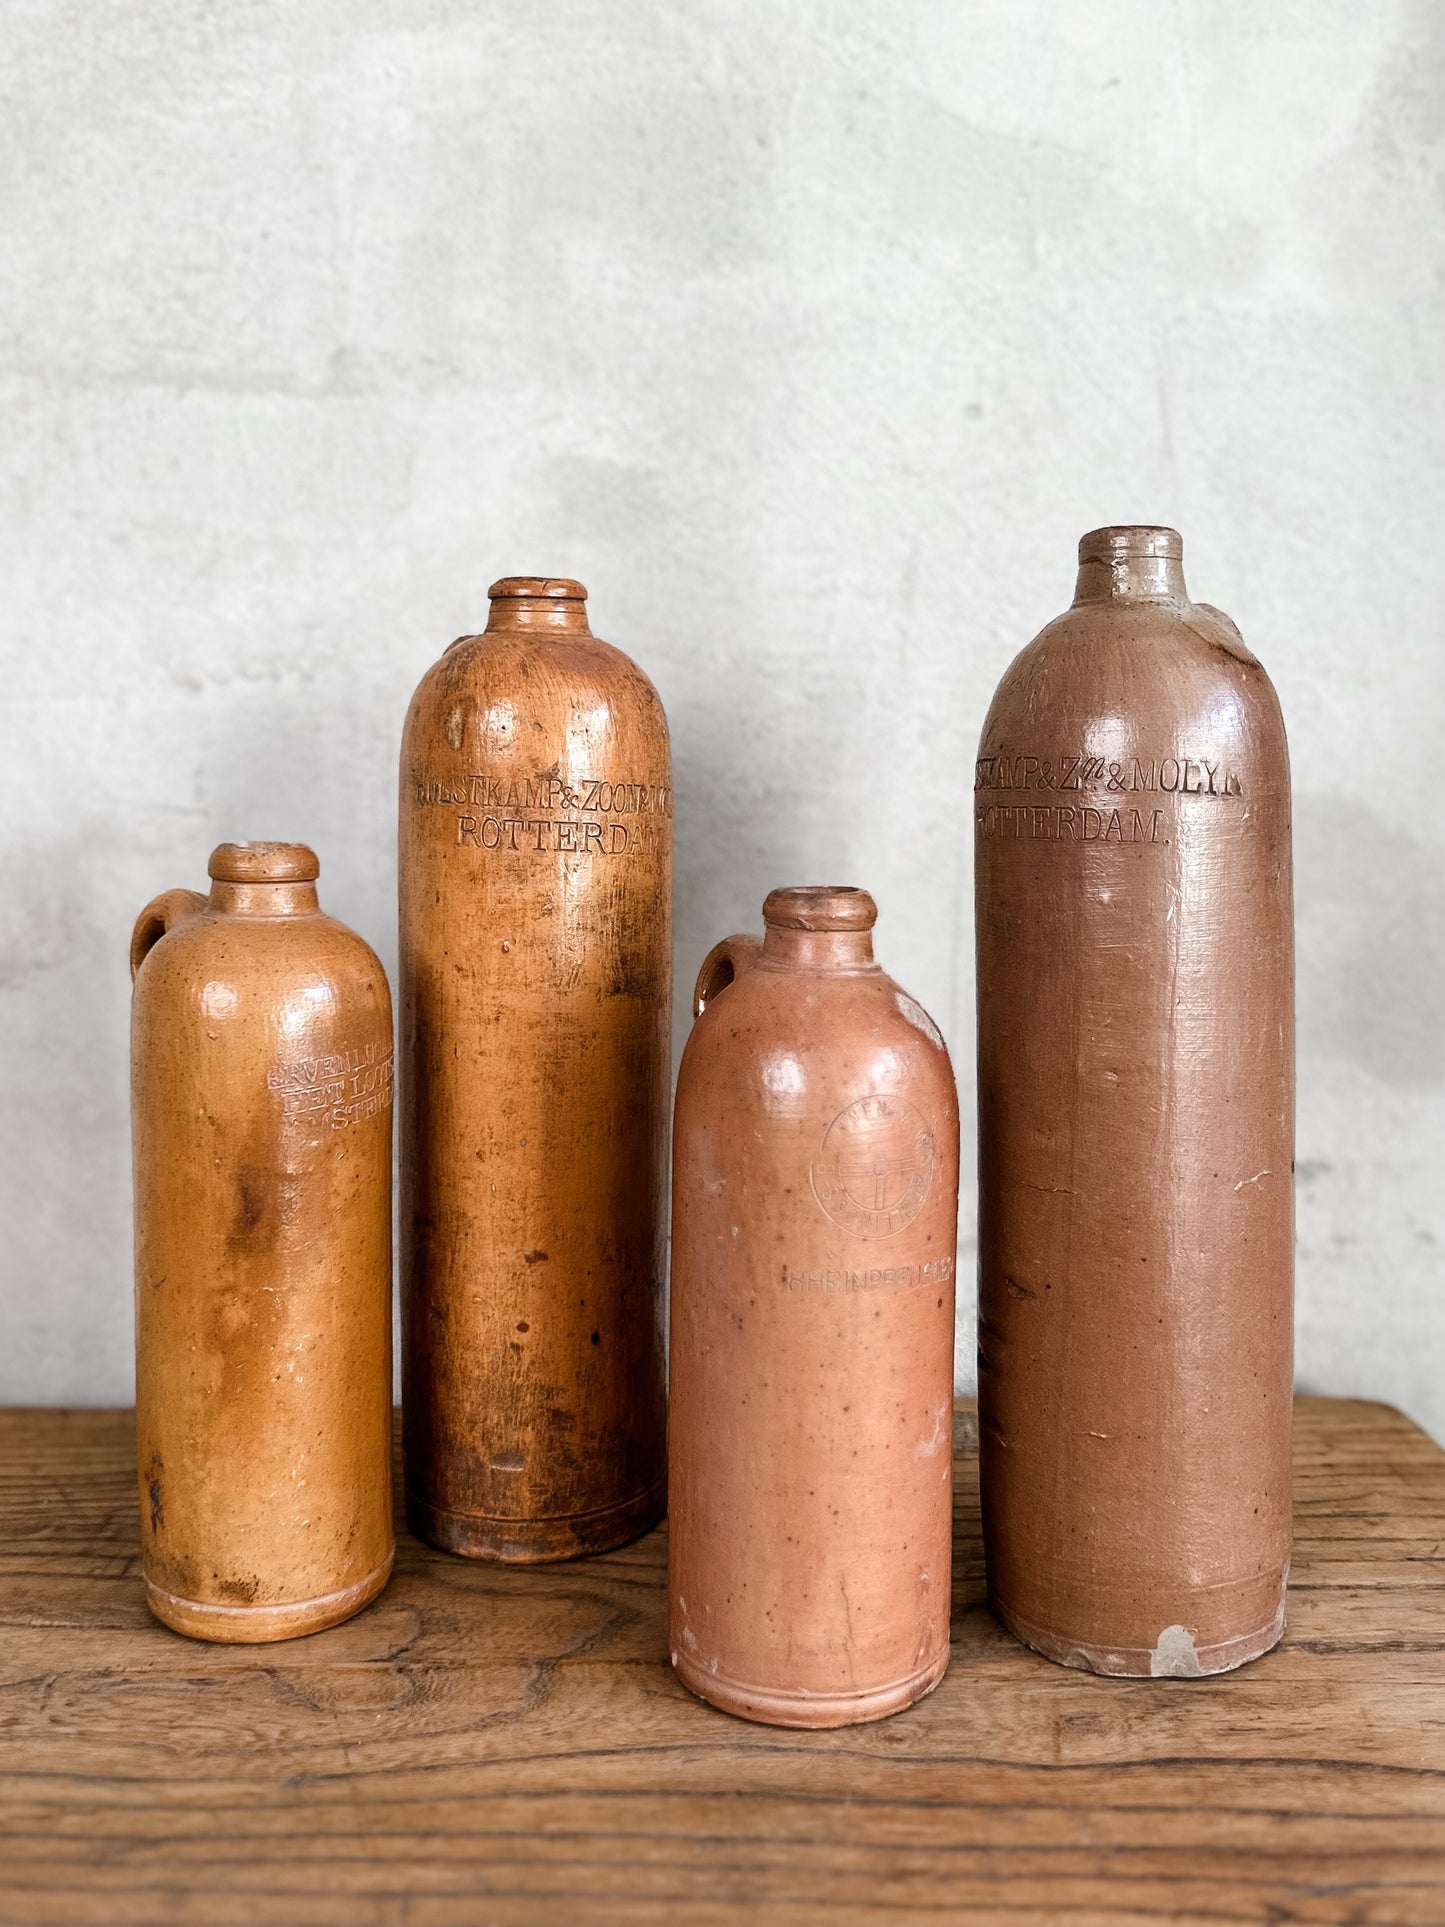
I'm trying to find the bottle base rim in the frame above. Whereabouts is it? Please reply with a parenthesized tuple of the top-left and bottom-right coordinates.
(991, 1593, 1287, 1677)
(145, 1547, 395, 1643)
(406, 1476, 666, 1562)
(671, 1646, 950, 1728)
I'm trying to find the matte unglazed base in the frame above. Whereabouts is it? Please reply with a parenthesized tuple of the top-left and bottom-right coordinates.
(991, 1592, 1287, 1679)
(145, 1548, 395, 1643)
(671, 1647, 950, 1729)
(406, 1477, 667, 1563)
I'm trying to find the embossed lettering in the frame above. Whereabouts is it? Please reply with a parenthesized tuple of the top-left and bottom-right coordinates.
(419, 764, 670, 855)
(811, 1095, 935, 1240)
(268, 1042, 393, 1129)
(977, 803, 1170, 845)
(975, 748, 1243, 802)
(783, 1253, 954, 1294)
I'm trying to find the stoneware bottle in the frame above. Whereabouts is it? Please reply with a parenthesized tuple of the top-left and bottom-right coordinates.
(669, 887, 959, 1727)
(399, 577, 671, 1560)
(130, 842, 395, 1641)
(975, 525, 1294, 1677)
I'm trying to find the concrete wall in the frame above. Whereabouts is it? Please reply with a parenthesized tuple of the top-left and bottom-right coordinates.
(4, 1, 1443, 1435)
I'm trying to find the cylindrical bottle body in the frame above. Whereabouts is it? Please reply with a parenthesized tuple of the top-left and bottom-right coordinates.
(131, 854, 395, 1642)
(669, 898, 959, 1726)
(975, 535, 1294, 1676)
(399, 584, 671, 1560)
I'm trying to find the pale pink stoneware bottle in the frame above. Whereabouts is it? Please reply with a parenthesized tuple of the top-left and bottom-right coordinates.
(668, 887, 960, 1728)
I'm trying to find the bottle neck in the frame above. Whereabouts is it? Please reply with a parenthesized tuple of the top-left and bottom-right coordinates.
(208, 880, 319, 917)
(484, 597, 592, 636)
(1072, 526, 1187, 605)
(761, 926, 877, 973)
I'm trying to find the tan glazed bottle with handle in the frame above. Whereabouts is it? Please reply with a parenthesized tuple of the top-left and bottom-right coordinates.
(668, 887, 959, 1727)
(399, 577, 671, 1561)
(130, 842, 395, 1642)
(975, 526, 1294, 1677)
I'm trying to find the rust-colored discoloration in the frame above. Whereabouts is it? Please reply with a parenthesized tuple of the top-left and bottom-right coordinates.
(669, 887, 960, 1728)
(975, 527, 1294, 1677)
(399, 578, 670, 1561)
(130, 842, 395, 1642)
(215, 1572, 261, 1604)
(146, 1454, 164, 1533)
(232, 1170, 266, 1239)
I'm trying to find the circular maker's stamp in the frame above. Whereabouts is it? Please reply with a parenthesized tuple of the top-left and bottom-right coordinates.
(810, 1095, 935, 1240)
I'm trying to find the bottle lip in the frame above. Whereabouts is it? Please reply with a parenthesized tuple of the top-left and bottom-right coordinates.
(763, 886, 877, 933)
(208, 842, 320, 884)
(487, 576, 588, 601)
(1078, 525, 1182, 562)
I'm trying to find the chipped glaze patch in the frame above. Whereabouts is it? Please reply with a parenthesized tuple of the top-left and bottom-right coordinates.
(894, 990, 944, 1048)
(1149, 1623, 1205, 1678)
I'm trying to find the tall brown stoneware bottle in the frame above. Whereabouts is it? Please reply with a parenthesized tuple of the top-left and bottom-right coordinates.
(399, 577, 670, 1560)
(669, 887, 959, 1727)
(975, 526, 1294, 1677)
(130, 843, 395, 1641)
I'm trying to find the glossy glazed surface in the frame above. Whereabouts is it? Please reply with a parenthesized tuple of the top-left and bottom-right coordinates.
(669, 888, 960, 1727)
(130, 842, 395, 1641)
(975, 528, 1294, 1676)
(399, 579, 671, 1560)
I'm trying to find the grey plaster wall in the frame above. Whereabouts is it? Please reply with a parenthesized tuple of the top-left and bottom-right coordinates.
(3, 1, 1443, 1435)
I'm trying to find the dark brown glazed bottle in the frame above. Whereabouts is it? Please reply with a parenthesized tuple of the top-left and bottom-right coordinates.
(975, 526, 1294, 1677)
(669, 888, 959, 1727)
(399, 577, 671, 1561)
(130, 843, 395, 1641)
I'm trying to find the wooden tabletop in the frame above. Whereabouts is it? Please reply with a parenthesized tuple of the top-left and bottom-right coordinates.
(2, 1397, 1443, 1925)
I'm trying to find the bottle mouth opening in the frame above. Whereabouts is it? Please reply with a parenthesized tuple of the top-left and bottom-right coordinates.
(208, 842, 320, 884)
(487, 576, 588, 601)
(1078, 525, 1182, 562)
(762, 886, 877, 933)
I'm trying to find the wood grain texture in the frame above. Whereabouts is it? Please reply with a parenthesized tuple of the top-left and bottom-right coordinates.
(1, 1398, 1442, 1925)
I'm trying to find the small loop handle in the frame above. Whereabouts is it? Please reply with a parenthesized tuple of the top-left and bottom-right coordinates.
(130, 889, 206, 982)
(693, 934, 763, 1020)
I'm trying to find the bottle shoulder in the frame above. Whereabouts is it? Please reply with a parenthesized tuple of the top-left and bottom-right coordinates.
(678, 967, 957, 1112)
(980, 598, 1287, 766)
(405, 630, 668, 732)
(132, 910, 391, 1020)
